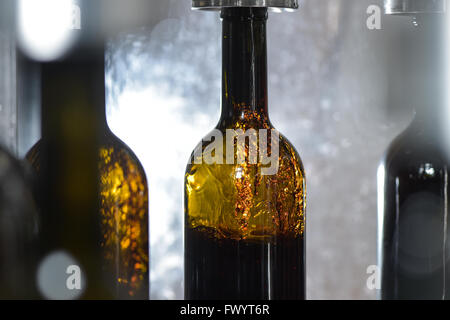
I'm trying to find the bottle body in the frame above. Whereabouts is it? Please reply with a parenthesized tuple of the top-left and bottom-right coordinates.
(0, 147, 39, 299)
(379, 124, 450, 299)
(185, 129, 305, 299)
(27, 129, 149, 299)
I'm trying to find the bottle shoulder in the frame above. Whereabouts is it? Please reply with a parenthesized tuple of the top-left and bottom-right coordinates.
(278, 132, 304, 170)
(186, 126, 304, 175)
(25, 132, 148, 183)
(185, 125, 306, 240)
(99, 131, 147, 179)
(381, 126, 449, 178)
(385, 123, 447, 158)
(25, 139, 42, 167)
(0, 147, 39, 234)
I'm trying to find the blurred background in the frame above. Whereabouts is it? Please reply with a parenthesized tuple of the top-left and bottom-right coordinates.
(0, 0, 423, 299)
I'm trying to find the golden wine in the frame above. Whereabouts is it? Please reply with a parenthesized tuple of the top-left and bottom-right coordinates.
(27, 125, 149, 299)
(185, 7, 306, 300)
(98, 134, 149, 298)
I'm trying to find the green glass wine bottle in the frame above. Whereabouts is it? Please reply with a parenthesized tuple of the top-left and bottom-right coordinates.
(24, 0, 149, 299)
(185, 5, 305, 300)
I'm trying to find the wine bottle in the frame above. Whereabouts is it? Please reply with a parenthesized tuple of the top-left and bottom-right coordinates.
(378, 11, 450, 299)
(0, 0, 39, 299)
(25, 0, 149, 299)
(185, 7, 305, 300)
(0, 147, 39, 299)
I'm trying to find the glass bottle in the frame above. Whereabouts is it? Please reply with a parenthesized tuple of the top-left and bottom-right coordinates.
(25, 1, 149, 299)
(378, 14, 450, 299)
(185, 7, 306, 300)
(0, 0, 39, 299)
(0, 146, 39, 299)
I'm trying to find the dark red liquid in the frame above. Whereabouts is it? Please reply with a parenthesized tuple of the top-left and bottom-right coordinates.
(185, 227, 305, 300)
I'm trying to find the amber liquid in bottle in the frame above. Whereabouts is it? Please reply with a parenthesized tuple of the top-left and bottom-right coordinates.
(379, 16, 450, 300)
(185, 8, 306, 300)
(25, 45, 149, 299)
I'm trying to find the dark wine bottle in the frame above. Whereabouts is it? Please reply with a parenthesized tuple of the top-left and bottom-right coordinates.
(185, 6, 305, 300)
(378, 11, 450, 299)
(0, 147, 39, 299)
(25, 0, 149, 299)
(0, 0, 39, 300)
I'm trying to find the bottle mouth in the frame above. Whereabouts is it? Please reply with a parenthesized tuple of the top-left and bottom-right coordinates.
(221, 7, 268, 20)
(192, 0, 298, 11)
(384, 0, 446, 15)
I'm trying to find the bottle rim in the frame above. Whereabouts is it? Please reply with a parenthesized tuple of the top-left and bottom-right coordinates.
(192, 0, 298, 11)
(384, 0, 446, 15)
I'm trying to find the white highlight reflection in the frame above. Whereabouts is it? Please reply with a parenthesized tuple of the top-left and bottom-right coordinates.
(376, 161, 385, 300)
(17, 0, 77, 61)
(37, 250, 85, 300)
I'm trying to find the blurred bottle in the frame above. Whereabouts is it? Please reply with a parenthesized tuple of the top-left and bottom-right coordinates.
(0, 0, 40, 300)
(185, 7, 306, 300)
(0, 0, 17, 151)
(0, 147, 40, 299)
(23, 0, 149, 299)
(378, 13, 450, 299)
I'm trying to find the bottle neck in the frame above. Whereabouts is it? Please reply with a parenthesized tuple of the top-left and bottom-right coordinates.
(410, 15, 447, 129)
(219, 7, 269, 128)
(40, 0, 108, 139)
(41, 45, 109, 139)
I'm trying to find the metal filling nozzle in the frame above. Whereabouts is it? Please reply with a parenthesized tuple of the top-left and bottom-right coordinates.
(384, 0, 446, 15)
(192, 0, 298, 10)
